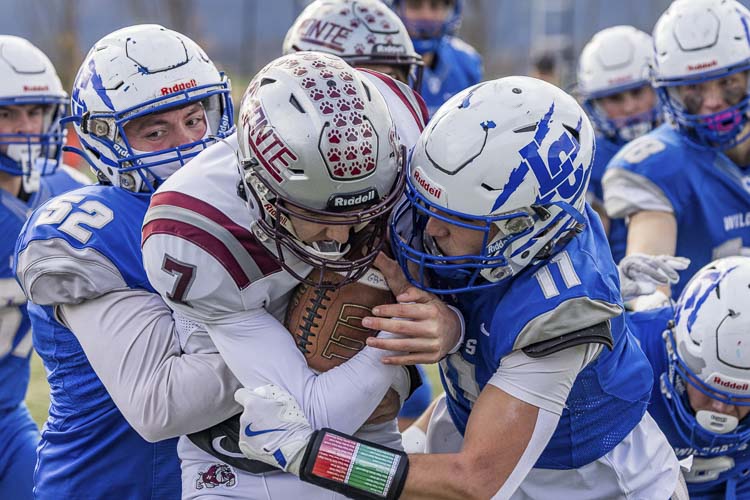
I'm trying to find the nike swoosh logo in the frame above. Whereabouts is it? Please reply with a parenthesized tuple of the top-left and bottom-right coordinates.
(480, 323, 490, 337)
(211, 436, 247, 458)
(244, 424, 284, 437)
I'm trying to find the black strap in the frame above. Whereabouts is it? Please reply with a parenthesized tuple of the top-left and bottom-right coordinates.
(522, 321, 614, 358)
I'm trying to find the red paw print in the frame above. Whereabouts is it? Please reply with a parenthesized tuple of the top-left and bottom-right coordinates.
(301, 77, 316, 89)
(359, 142, 372, 155)
(350, 19, 360, 28)
(365, 158, 376, 172)
(309, 89, 324, 101)
(361, 123, 373, 138)
(365, 14, 375, 23)
(328, 130, 341, 144)
(320, 69, 334, 79)
(319, 101, 334, 114)
(334, 167, 345, 177)
(327, 87, 341, 99)
(351, 97, 365, 110)
(381, 22, 391, 29)
(343, 83, 357, 96)
(337, 100, 351, 112)
(293, 67, 308, 77)
(340, 72, 354, 82)
(333, 113, 347, 128)
(350, 113, 362, 125)
(345, 128, 358, 142)
(312, 60, 326, 69)
(355, 44, 365, 55)
(344, 146, 358, 160)
(351, 161, 362, 176)
(327, 148, 342, 162)
(366, 34, 376, 44)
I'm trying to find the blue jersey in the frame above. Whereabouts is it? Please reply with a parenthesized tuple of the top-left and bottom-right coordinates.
(440, 205, 652, 469)
(0, 166, 85, 412)
(591, 135, 627, 263)
(15, 185, 180, 499)
(420, 36, 482, 116)
(605, 124, 750, 296)
(630, 307, 750, 500)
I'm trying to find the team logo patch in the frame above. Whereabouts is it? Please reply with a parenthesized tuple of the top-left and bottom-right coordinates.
(195, 463, 237, 490)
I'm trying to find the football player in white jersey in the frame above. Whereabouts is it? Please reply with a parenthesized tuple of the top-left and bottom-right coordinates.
(141, 52, 461, 499)
(0, 35, 88, 500)
(284, 0, 434, 429)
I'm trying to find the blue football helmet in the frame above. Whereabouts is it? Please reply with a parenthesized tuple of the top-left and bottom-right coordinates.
(66, 25, 234, 193)
(661, 256, 750, 456)
(0, 35, 67, 192)
(388, 0, 463, 55)
(390, 76, 594, 294)
(652, 0, 750, 151)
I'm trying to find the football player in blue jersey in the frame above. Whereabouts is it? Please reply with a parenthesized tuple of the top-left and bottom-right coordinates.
(13, 25, 237, 499)
(232, 76, 683, 499)
(389, 0, 482, 116)
(604, 0, 750, 303)
(576, 26, 661, 264)
(0, 35, 88, 500)
(630, 256, 750, 499)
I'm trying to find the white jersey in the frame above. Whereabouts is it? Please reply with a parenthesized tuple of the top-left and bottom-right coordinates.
(141, 132, 408, 498)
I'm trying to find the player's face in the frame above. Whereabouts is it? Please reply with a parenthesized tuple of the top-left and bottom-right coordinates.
(686, 382, 750, 422)
(424, 208, 498, 257)
(674, 71, 748, 115)
(595, 85, 656, 120)
(358, 64, 408, 85)
(123, 102, 207, 152)
(0, 104, 46, 152)
(404, 0, 452, 23)
(289, 210, 361, 246)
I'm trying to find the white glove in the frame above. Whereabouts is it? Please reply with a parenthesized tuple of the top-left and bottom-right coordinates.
(618, 254, 690, 301)
(234, 385, 313, 476)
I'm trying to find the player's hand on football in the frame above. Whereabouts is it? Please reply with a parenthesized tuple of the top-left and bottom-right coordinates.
(363, 251, 462, 364)
(364, 388, 401, 425)
(234, 385, 313, 476)
(618, 253, 690, 301)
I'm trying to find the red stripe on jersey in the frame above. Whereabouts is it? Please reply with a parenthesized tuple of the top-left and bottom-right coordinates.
(358, 68, 426, 132)
(413, 90, 430, 126)
(143, 218, 251, 289)
(148, 191, 281, 277)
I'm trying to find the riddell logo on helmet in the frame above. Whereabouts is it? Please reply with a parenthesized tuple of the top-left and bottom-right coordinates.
(161, 79, 198, 96)
(687, 60, 718, 72)
(373, 44, 406, 56)
(23, 85, 49, 91)
(413, 167, 443, 200)
(712, 375, 749, 392)
(607, 75, 632, 86)
(328, 188, 378, 210)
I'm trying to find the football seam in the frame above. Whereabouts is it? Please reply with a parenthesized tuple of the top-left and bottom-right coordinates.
(296, 286, 333, 355)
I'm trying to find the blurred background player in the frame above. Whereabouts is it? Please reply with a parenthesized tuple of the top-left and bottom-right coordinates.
(14, 25, 236, 498)
(141, 52, 459, 498)
(283, 0, 432, 430)
(389, 0, 482, 116)
(604, 0, 750, 303)
(576, 25, 661, 264)
(0, 35, 86, 500)
(234, 76, 680, 499)
(630, 257, 750, 499)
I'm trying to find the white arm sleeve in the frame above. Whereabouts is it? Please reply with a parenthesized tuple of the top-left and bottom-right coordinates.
(205, 308, 403, 435)
(487, 343, 602, 415)
(58, 289, 242, 442)
(492, 408, 560, 500)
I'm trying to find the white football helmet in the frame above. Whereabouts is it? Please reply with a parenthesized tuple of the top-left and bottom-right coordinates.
(283, 0, 423, 88)
(391, 76, 594, 294)
(652, 0, 750, 150)
(661, 256, 750, 454)
(237, 52, 404, 287)
(0, 35, 67, 191)
(577, 26, 660, 144)
(67, 24, 234, 192)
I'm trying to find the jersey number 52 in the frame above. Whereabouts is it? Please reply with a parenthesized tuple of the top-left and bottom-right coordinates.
(35, 194, 114, 244)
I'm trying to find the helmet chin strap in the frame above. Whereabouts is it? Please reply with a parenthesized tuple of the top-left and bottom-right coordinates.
(696, 410, 739, 434)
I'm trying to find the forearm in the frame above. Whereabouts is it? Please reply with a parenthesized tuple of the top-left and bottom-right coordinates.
(402, 453, 487, 500)
(206, 309, 401, 434)
(626, 211, 678, 297)
(60, 290, 241, 441)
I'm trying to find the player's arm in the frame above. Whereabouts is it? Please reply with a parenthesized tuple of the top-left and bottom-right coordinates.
(56, 289, 242, 442)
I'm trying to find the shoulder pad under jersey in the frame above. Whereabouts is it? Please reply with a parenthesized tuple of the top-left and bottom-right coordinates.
(15, 186, 151, 305)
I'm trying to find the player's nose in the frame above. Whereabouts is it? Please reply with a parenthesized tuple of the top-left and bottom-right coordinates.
(425, 216, 449, 238)
(324, 225, 351, 245)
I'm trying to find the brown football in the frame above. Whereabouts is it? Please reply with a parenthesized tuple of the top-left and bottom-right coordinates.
(285, 268, 395, 372)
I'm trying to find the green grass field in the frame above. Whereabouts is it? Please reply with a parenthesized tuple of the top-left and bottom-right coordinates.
(25, 351, 443, 428)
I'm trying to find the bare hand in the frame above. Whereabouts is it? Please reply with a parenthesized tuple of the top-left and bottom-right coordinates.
(363, 252, 462, 364)
(365, 388, 401, 425)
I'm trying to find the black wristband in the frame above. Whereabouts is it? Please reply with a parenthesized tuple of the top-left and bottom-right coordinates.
(299, 428, 409, 500)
